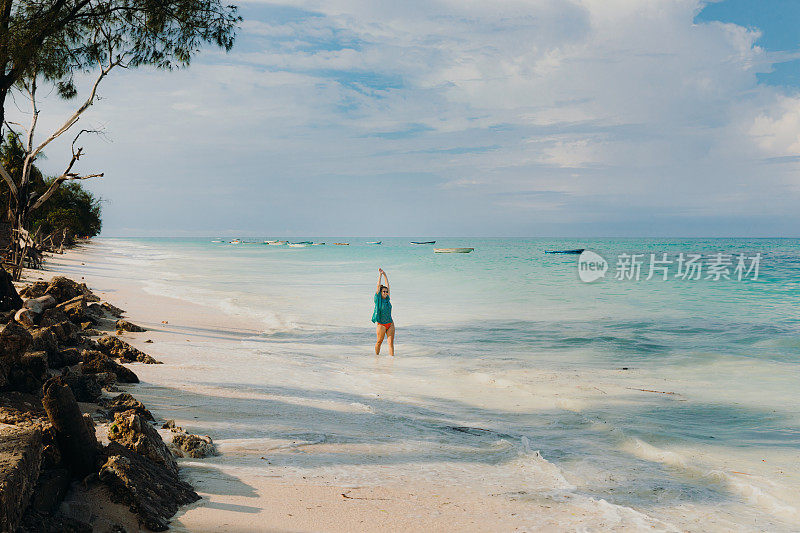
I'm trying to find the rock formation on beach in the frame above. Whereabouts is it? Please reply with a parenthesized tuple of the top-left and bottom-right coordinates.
(0, 270, 207, 531)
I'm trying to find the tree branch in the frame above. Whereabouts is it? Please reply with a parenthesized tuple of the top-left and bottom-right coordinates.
(30, 171, 103, 212)
(0, 162, 17, 201)
(28, 55, 122, 162)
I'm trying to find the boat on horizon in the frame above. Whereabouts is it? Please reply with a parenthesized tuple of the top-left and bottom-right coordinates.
(366, 241, 382, 245)
(230, 239, 241, 244)
(288, 243, 308, 248)
(410, 241, 435, 245)
(267, 240, 288, 245)
(544, 249, 585, 254)
(434, 247, 474, 253)
(312, 242, 326, 245)
(334, 242, 350, 245)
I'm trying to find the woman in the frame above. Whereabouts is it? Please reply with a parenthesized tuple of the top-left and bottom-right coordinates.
(372, 268, 394, 356)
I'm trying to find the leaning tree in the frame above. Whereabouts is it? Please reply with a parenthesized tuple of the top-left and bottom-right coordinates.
(0, 0, 240, 277)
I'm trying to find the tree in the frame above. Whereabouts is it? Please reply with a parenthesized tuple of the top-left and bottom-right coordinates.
(0, 0, 240, 276)
(29, 180, 102, 243)
(0, 0, 240, 131)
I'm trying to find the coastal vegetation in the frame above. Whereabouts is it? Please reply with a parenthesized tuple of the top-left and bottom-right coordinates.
(0, 0, 241, 277)
(1, 132, 102, 247)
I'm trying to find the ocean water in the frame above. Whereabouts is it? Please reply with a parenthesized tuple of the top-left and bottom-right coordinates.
(96, 237, 800, 530)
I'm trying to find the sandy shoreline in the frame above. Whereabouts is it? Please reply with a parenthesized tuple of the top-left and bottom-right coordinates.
(32, 241, 798, 532)
(38, 244, 589, 532)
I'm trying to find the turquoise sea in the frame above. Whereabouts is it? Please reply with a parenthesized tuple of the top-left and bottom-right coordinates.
(94, 237, 800, 530)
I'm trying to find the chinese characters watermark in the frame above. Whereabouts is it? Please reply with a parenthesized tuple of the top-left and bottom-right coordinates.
(578, 250, 761, 283)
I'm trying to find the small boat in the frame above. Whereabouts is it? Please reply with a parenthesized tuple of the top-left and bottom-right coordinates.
(366, 241, 382, 245)
(434, 248, 474, 253)
(267, 240, 288, 245)
(211, 240, 222, 243)
(230, 239, 241, 244)
(289, 243, 308, 248)
(544, 249, 585, 254)
(334, 242, 350, 246)
(410, 241, 436, 245)
(312, 242, 326, 246)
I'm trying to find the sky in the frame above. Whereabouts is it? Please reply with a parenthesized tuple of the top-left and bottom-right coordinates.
(9, 0, 800, 237)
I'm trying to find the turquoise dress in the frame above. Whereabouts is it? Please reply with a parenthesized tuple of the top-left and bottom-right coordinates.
(372, 293, 392, 324)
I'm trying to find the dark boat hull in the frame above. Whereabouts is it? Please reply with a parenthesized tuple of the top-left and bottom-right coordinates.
(544, 249, 585, 254)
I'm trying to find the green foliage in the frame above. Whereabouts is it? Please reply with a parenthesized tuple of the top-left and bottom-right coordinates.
(0, 132, 45, 220)
(1, 133, 101, 241)
(29, 180, 102, 241)
(1, 1, 241, 95)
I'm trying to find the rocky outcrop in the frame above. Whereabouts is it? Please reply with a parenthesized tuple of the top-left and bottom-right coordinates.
(55, 296, 89, 325)
(107, 411, 177, 476)
(100, 442, 199, 531)
(0, 266, 23, 312)
(59, 370, 103, 403)
(101, 302, 125, 318)
(100, 393, 154, 422)
(35, 277, 98, 305)
(115, 320, 146, 333)
(0, 321, 33, 390)
(171, 431, 218, 458)
(80, 350, 139, 384)
(0, 425, 43, 532)
(97, 335, 160, 364)
(41, 377, 99, 476)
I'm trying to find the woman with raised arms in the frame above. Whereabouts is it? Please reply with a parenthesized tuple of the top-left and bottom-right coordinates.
(373, 268, 394, 356)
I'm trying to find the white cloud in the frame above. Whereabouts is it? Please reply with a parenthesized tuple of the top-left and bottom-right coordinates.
(8, 0, 800, 235)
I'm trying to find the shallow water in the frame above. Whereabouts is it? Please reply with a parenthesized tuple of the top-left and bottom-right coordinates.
(95, 237, 800, 530)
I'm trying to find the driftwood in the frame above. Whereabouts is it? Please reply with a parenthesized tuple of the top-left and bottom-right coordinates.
(41, 377, 99, 476)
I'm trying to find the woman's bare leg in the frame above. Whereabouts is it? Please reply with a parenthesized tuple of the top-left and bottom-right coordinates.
(387, 324, 395, 356)
(375, 324, 386, 354)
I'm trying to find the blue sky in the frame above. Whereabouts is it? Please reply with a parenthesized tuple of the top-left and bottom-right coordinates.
(11, 0, 800, 237)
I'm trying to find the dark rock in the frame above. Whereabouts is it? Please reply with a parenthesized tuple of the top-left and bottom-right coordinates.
(171, 431, 218, 458)
(97, 336, 160, 364)
(8, 351, 48, 393)
(49, 320, 80, 346)
(0, 322, 34, 391)
(28, 467, 70, 515)
(0, 425, 42, 532)
(56, 296, 88, 325)
(101, 302, 125, 318)
(57, 348, 81, 367)
(99, 393, 154, 422)
(30, 327, 59, 357)
(37, 307, 70, 327)
(59, 370, 103, 403)
(86, 303, 105, 318)
(0, 320, 33, 360)
(107, 411, 177, 476)
(18, 509, 92, 533)
(161, 420, 177, 430)
(0, 392, 47, 427)
(80, 350, 139, 384)
(41, 377, 99, 476)
(100, 442, 199, 531)
(42, 277, 98, 305)
(115, 320, 146, 333)
(18, 281, 48, 300)
(0, 266, 23, 313)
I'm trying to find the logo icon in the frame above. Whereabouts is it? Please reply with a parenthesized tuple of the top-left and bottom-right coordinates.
(578, 250, 608, 282)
